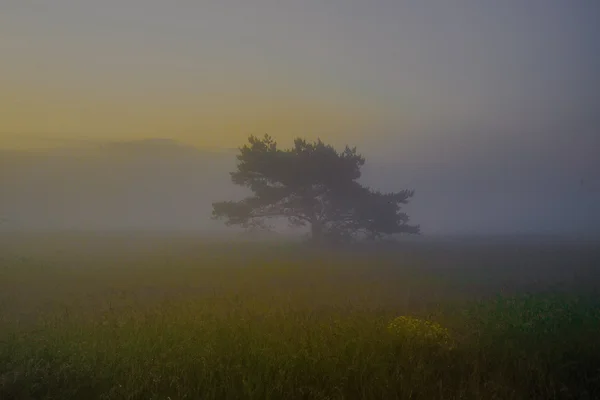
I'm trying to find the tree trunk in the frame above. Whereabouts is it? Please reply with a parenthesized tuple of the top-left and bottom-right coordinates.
(310, 220, 323, 244)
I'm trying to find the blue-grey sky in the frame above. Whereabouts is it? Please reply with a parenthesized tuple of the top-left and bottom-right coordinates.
(2, 1, 599, 160)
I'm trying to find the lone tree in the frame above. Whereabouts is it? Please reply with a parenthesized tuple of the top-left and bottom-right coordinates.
(212, 135, 419, 243)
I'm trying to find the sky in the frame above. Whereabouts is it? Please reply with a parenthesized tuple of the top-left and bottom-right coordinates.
(2, 0, 599, 162)
(1, 1, 599, 235)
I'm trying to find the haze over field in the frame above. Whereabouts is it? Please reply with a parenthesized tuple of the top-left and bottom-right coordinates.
(1, 138, 598, 236)
(3, 5, 600, 399)
(1, 1, 599, 236)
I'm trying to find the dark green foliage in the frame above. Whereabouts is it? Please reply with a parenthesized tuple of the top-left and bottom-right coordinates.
(1, 238, 600, 400)
(212, 135, 419, 242)
(2, 235, 600, 399)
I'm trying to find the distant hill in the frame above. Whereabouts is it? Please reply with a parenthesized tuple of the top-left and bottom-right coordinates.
(0, 139, 244, 231)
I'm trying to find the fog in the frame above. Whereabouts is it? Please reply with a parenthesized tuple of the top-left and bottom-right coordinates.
(2, 1, 599, 238)
(1, 138, 598, 237)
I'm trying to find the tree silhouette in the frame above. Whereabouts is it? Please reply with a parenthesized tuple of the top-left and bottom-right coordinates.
(212, 135, 419, 243)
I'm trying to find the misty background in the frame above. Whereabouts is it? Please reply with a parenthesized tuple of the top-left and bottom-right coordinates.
(1, 1, 599, 237)
(1, 138, 598, 237)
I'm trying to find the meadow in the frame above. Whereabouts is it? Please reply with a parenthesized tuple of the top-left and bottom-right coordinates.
(1, 233, 599, 399)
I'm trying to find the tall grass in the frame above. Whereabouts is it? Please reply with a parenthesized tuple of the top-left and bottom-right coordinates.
(1, 236, 599, 399)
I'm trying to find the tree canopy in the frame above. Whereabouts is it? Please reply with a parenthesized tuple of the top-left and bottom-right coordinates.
(212, 135, 419, 243)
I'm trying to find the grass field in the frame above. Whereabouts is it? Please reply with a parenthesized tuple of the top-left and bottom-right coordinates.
(1, 233, 599, 399)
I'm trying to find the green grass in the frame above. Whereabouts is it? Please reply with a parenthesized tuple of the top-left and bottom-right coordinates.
(1, 234, 599, 399)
